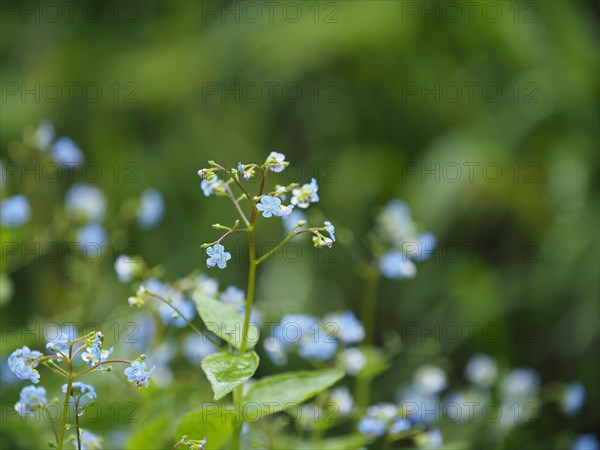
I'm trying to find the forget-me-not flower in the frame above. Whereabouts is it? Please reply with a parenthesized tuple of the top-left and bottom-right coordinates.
(324, 221, 336, 242)
(63, 382, 97, 400)
(379, 250, 417, 279)
(51, 137, 84, 166)
(124, 361, 156, 388)
(464, 353, 498, 387)
(75, 429, 102, 450)
(8, 347, 42, 383)
(35, 121, 55, 150)
(15, 385, 47, 416)
(137, 188, 164, 229)
(413, 364, 447, 395)
(265, 152, 287, 172)
(65, 184, 106, 222)
(256, 196, 283, 218)
(571, 434, 599, 450)
(77, 223, 107, 250)
(291, 178, 319, 208)
(206, 244, 231, 269)
(562, 382, 585, 416)
(183, 334, 218, 366)
(325, 311, 364, 344)
(1, 195, 31, 228)
(201, 176, 223, 197)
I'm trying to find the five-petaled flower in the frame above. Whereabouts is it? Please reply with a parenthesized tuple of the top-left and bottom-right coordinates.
(206, 244, 232, 269)
(256, 196, 283, 218)
(291, 178, 319, 208)
(82, 332, 114, 367)
(15, 386, 47, 416)
(8, 347, 42, 383)
(200, 176, 223, 197)
(265, 152, 287, 172)
(124, 361, 156, 388)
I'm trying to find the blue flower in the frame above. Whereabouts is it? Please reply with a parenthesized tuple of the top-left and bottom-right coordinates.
(1, 195, 31, 228)
(389, 417, 411, 434)
(158, 297, 195, 328)
(411, 232, 436, 261)
(200, 176, 223, 197)
(114, 254, 142, 282)
(298, 328, 338, 361)
(324, 221, 336, 242)
(124, 361, 156, 388)
(279, 204, 294, 219)
(65, 184, 106, 222)
(562, 382, 585, 416)
(46, 332, 72, 356)
(206, 244, 231, 269)
(324, 311, 364, 344)
(396, 386, 439, 424)
(51, 137, 84, 166)
(183, 334, 218, 366)
(8, 347, 42, 383)
(35, 120, 55, 150)
(572, 434, 599, 450)
(81, 332, 113, 367)
(340, 348, 367, 375)
(220, 286, 246, 310)
(265, 152, 286, 172)
(15, 385, 47, 416)
(63, 382, 97, 400)
(377, 200, 415, 246)
(499, 368, 540, 399)
(358, 416, 387, 436)
(195, 274, 219, 297)
(379, 250, 417, 279)
(256, 196, 283, 218)
(238, 162, 252, 181)
(464, 354, 498, 387)
(291, 178, 319, 208)
(137, 188, 164, 229)
(265, 314, 319, 365)
(77, 223, 107, 250)
(413, 364, 447, 395)
(75, 429, 102, 450)
(420, 428, 443, 449)
(329, 387, 354, 415)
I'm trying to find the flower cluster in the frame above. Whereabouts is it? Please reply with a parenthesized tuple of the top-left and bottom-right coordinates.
(263, 311, 364, 367)
(375, 200, 436, 279)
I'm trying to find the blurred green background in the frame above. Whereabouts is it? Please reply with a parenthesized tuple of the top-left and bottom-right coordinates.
(1, 1, 598, 449)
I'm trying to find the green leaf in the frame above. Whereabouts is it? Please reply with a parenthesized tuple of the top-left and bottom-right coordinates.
(125, 413, 172, 450)
(193, 292, 259, 350)
(175, 408, 233, 450)
(243, 369, 344, 420)
(201, 351, 259, 400)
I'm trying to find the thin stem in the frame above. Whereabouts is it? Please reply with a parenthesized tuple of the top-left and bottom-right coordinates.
(216, 166, 255, 209)
(145, 292, 225, 350)
(224, 183, 250, 226)
(41, 361, 69, 377)
(57, 346, 74, 450)
(48, 407, 59, 445)
(75, 359, 131, 377)
(254, 229, 312, 266)
(75, 398, 81, 450)
(354, 264, 380, 419)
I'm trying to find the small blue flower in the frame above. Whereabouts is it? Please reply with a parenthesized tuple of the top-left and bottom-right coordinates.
(410, 232, 436, 262)
(324, 221, 336, 242)
(51, 137, 84, 166)
(124, 361, 156, 388)
(421, 428, 443, 449)
(206, 244, 231, 269)
(279, 204, 294, 219)
(15, 385, 47, 416)
(499, 368, 540, 399)
(200, 176, 223, 197)
(291, 178, 319, 208)
(137, 188, 164, 229)
(114, 254, 141, 283)
(358, 416, 387, 436)
(75, 429, 102, 450)
(1, 195, 31, 228)
(464, 354, 498, 387)
(237, 162, 252, 181)
(8, 347, 42, 383)
(329, 387, 354, 415)
(46, 332, 72, 356)
(65, 184, 106, 222)
(77, 223, 107, 250)
(63, 382, 97, 400)
(220, 286, 246, 310)
(183, 334, 218, 366)
(256, 196, 283, 218)
(379, 250, 417, 279)
(413, 364, 447, 395)
(81, 332, 113, 367)
(340, 347, 367, 375)
(389, 417, 411, 434)
(562, 382, 586, 416)
(265, 152, 286, 172)
(35, 120, 55, 150)
(324, 311, 364, 344)
(572, 434, 599, 450)
(298, 329, 338, 361)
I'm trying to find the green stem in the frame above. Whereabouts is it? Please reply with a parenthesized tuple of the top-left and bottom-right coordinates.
(354, 266, 380, 419)
(254, 229, 312, 266)
(58, 365, 73, 450)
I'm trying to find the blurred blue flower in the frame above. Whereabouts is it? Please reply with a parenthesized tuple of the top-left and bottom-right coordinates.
(220, 286, 246, 310)
(279, 204, 294, 219)
(77, 223, 107, 250)
(35, 120, 55, 150)
(413, 364, 447, 395)
(379, 250, 416, 279)
(63, 382, 96, 400)
(329, 387, 354, 415)
(389, 417, 411, 434)
(15, 385, 47, 416)
(8, 346, 41, 383)
(464, 353, 498, 387)
(114, 255, 141, 283)
(298, 330, 338, 361)
(419, 428, 443, 449)
(396, 386, 440, 424)
(183, 334, 218, 366)
(200, 176, 222, 196)
(195, 274, 219, 297)
(324, 311, 364, 344)
(562, 382, 585, 416)
(1, 195, 31, 228)
(65, 184, 106, 222)
(137, 188, 164, 229)
(206, 244, 231, 269)
(257, 196, 283, 218)
(499, 368, 540, 399)
(340, 347, 367, 376)
(265, 314, 320, 365)
(76, 429, 102, 450)
(411, 232, 436, 262)
(377, 199, 415, 246)
(124, 361, 156, 388)
(46, 332, 72, 356)
(358, 416, 387, 437)
(283, 210, 307, 234)
(572, 434, 599, 450)
(51, 137, 84, 166)
(81, 332, 113, 367)
(158, 297, 195, 328)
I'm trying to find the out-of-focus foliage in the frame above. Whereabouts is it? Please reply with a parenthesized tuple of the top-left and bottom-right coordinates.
(1, 1, 598, 449)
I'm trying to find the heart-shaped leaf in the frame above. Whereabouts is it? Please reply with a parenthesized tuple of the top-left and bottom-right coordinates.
(243, 369, 344, 420)
(193, 292, 259, 350)
(201, 351, 259, 400)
